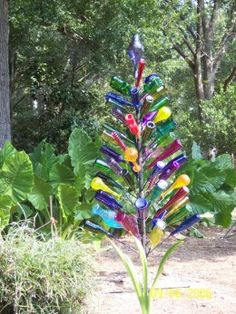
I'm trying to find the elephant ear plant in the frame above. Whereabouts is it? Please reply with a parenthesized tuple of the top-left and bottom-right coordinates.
(0, 129, 101, 239)
(84, 35, 211, 314)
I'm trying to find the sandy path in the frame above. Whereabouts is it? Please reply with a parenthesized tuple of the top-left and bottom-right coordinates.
(90, 226, 236, 314)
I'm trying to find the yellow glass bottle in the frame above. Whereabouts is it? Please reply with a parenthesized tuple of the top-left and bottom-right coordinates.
(161, 174, 190, 199)
(91, 177, 121, 199)
(149, 219, 166, 248)
(124, 147, 141, 172)
(153, 106, 171, 124)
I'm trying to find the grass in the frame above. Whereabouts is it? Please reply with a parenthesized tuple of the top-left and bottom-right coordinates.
(0, 223, 94, 313)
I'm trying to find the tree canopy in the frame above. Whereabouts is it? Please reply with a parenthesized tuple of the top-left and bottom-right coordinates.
(5, 0, 236, 153)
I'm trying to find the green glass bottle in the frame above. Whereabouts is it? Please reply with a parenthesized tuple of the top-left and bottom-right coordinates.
(140, 95, 154, 116)
(144, 76, 163, 94)
(150, 96, 169, 112)
(165, 206, 189, 225)
(149, 180, 168, 202)
(110, 76, 132, 96)
(155, 119, 177, 138)
(94, 158, 111, 173)
(152, 86, 166, 100)
(122, 169, 135, 190)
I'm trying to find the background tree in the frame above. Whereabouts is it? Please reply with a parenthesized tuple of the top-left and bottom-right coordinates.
(7, 0, 236, 154)
(0, 0, 11, 147)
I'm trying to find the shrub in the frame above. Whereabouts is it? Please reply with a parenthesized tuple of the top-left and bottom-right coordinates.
(0, 224, 94, 314)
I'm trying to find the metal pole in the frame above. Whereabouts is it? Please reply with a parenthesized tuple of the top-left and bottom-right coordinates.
(137, 108, 147, 254)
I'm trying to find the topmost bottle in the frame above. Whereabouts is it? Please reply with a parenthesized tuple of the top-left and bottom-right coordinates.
(110, 76, 132, 96)
(144, 74, 163, 94)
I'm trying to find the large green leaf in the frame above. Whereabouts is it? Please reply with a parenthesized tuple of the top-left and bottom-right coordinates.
(190, 190, 236, 227)
(190, 165, 225, 195)
(0, 151, 33, 202)
(215, 211, 232, 228)
(209, 192, 236, 227)
(202, 166, 225, 189)
(213, 154, 233, 170)
(190, 172, 216, 194)
(28, 176, 52, 210)
(49, 161, 75, 188)
(0, 141, 17, 167)
(57, 184, 79, 219)
(189, 194, 214, 214)
(224, 168, 236, 188)
(0, 195, 13, 228)
(74, 209, 92, 220)
(30, 141, 59, 181)
(68, 128, 99, 176)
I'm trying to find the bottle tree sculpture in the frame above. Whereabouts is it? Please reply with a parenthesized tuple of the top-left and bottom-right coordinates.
(85, 34, 201, 255)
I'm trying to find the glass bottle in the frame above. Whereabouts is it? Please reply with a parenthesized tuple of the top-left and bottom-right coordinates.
(110, 76, 132, 96)
(92, 204, 123, 229)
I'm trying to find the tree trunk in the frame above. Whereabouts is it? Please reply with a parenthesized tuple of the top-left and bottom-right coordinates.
(171, 0, 235, 107)
(0, 0, 11, 147)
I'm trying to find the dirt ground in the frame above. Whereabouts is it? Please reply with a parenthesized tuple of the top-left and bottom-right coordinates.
(90, 225, 236, 314)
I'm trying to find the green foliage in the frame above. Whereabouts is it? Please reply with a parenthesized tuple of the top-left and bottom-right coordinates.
(0, 150, 33, 202)
(0, 224, 94, 313)
(110, 237, 182, 314)
(0, 129, 99, 238)
(151, 240, 183, 289)
(176, 86, 236, 154)
(68, 128, 100, 179)
(0, 196, 13, 228)
(200, 86, 236, 154)
(8, 0, 236, 154)
(9, 0, 162, 152)
(28, 176, 52, 210)
(57, 184, 80, 219)
(178, 144, 236, 227)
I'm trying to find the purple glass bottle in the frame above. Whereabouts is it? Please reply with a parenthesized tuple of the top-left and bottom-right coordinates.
(159, 161, 180, 180)
(111, 107, 127, 124)
(142, 111, 157, 126)
(106, 157, 123, 176)
(135, 197, 149, 220)
(95, 190, 123, 211)
(100, 145, 123, 163)
(171, 154, 188, 166)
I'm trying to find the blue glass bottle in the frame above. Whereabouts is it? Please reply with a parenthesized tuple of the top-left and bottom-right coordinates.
(92, 204, 123, 228)
(171, 214, 201, 235)
(105, 92, 133, 107)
